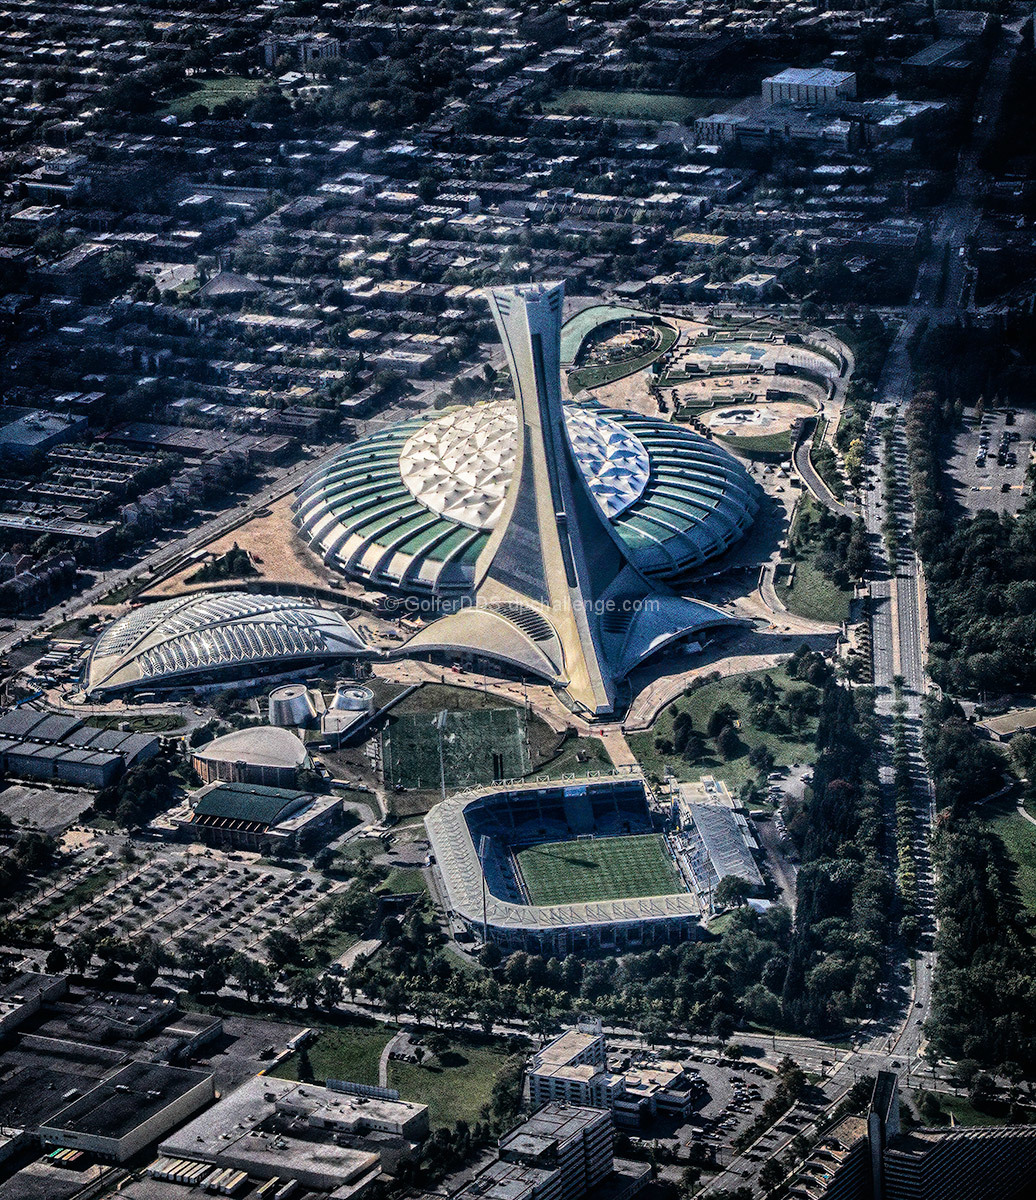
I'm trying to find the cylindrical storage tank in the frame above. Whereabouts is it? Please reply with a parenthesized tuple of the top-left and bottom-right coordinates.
(269, 683, 318, 727)
(330, 685, 374, 714)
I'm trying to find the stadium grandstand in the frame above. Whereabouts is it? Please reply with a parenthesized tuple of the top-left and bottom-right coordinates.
(425, 775, 702, 955)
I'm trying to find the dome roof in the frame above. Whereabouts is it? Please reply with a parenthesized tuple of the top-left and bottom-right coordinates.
(293, 400, 759, 597)
(193, 725, 309, 770)
(85, 592, 366, 698)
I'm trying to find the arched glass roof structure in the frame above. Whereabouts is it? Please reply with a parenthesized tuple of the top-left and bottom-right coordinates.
(85, 592, 366, 698)
(294, 400, 759, 598)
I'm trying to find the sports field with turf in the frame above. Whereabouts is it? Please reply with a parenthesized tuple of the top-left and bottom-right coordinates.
(516, 833, 683, 905)
(382, 706, 528, 792)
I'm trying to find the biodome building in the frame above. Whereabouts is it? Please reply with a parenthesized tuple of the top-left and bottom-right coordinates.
(296, 283, 761, 718)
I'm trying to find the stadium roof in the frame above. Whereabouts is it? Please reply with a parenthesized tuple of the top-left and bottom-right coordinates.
(192, 781, 314, 827)
(293, 399, 758, 598)
(84, 592, 366, 697)
(687, 802, 763, 887)
(426, 778, 702, 933)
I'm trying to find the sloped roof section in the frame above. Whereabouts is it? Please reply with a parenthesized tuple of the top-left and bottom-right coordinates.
(85, 592, 366, 697)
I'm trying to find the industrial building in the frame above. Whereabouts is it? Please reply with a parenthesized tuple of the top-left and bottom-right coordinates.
(160, 1075, 428, 1194)
(190, 726, 312, 789)
(0, 972, 67, 1035)
(761, 67, 857, 105)
(173, 780, 345, 852)
(84, 591, 367, 699)
(37, 1061, 215, 1163)
(0, 708, 160, 788)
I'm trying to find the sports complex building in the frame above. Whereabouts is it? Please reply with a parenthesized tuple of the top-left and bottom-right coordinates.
(298, 283, 760, 717)
(425, 775, 702, 954)
(84, 592, 366, 699)
(294, 399, 759, 597)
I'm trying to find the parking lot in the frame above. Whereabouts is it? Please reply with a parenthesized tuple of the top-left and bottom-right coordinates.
(40, 846, 353, 967)
(615, 1047, 779, 1160)
(946, 405, 1034, 517)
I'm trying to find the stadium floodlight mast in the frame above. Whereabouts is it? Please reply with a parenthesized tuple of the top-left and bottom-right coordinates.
(432, 708, 451, 803)
(478, 833, 490, 945)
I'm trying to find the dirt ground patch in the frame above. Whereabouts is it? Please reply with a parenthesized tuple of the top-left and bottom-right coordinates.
(140, 494, 337, 599)
(703, 399, 816, 436)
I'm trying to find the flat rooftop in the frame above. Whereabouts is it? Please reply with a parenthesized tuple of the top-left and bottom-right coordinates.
(160, 1077, 385, 1184)
(534, 1029, 600, 1068)
(764, 67, 855, 87)
(40, 1061, 213, 1142)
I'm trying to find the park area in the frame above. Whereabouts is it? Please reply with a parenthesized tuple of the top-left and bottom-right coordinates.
(776, 493, 853, 623)
(627, 666, 821, 790)
(165, 75, 263, 118)
(271, 1020, 393, 1088)
(986, 796, 1036, 920)
(516, 833, 682, 905)
(387, 1034, 518, 1127)
(544, 89, 717, 123)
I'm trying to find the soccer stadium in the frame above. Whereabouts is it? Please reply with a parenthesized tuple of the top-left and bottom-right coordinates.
(84, 592, 367, 699)
(294, 399, 759, 598)
(425, 776, 702, 955)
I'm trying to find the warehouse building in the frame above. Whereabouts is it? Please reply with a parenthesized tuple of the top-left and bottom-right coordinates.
(0, 708, 160, 788)
(761, 67, 856, 104)
(38, 1061, 215, 1163)
(160, 1075, 428, 1193)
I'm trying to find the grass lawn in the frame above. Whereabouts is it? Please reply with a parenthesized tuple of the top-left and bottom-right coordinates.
(776, 554, 851, 623)
(627, 666, 819, 789)
(518, 833, 682, 905)
(544, 89, 717, 123)
(166, 75, 263, 118)
(776, 494, 852, 623)
(85, 713, 187, 733)
(986, 798, 1036, 919)
(380, 865, 428, 895)
(387, 1035, 513, 1126)
(529, 734, 613, 781)
(716, 430, 791, 459)
(569, 322, 678, 392)
(922, 1093, 1031, 1127)
(271, 1022, 392, 1087)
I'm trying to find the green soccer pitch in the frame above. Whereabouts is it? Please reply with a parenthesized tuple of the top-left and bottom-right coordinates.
(515, 833, 684, 906)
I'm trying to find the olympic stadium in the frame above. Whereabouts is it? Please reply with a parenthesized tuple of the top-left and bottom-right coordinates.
(84, 592, 366, 699)
(294, 283, 761, 717)
(425, 775, 702, 955)
(293, 399, 759, 598)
